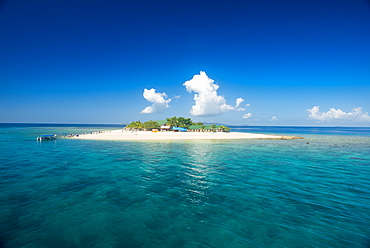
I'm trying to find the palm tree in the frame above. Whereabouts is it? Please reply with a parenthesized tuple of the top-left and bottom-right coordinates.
(177, 117, 192, 128)
(126, 120, 144, 129)
(166, 116, 179, 127)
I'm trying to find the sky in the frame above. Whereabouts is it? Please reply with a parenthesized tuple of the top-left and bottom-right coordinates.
(1, 0, 369, 126)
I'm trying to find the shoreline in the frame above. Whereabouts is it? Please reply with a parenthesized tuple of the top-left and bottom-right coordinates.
(71, 130, 303, 141)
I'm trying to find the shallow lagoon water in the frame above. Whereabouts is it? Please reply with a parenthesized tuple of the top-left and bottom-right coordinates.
(1, 125, 370, 247)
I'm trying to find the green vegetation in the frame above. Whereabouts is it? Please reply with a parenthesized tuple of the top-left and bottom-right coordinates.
(126, 120, 144, 129)
(143, 120, 159, 130)
(187, 124, 230, 132)
(166, 116, 194, 128)
(193, 122, 204, 125)
(125, 116, 230, 132)
(220, 125, 231, 132)
(126, 120, 159, 130)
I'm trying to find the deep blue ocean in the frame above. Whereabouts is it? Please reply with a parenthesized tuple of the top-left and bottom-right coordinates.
(1, 124, 370, 247)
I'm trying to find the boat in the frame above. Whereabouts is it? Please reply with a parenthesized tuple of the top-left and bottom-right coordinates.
(36, 135, 57, 141)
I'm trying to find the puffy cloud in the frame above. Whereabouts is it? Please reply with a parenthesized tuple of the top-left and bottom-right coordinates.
(235, 98, 248, 111)
(242, 113, 252, 119)
(271, 116, 278, 121)
(140, 88, 171, 114)
(183, 71, 244, 116)
(307, 106, 370, 122)
(235, 98, 244, 108)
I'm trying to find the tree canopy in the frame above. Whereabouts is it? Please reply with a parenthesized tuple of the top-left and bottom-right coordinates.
(165, 116, 179, 127)
(143, 120, 159, 130)
(166, 116, 193, 128)
(126, 120, 160, 130)
(126, 120, 144, 129)
(125, 117, 229, 131)
(193, 122, 204, 125)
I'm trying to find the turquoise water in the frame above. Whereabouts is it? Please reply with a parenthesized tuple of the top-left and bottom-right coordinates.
(1, 125, 370, 247)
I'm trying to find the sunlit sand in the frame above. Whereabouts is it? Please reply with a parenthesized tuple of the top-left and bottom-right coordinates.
(72, 130, 302, 140)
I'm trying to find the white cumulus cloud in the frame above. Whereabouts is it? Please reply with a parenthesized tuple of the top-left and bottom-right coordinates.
(235, 98, 245, 109)
(271, 116, 278, 121)
(140, 88, 171, 114)
(242, 113, 252, 119)
(307, 106, 370, 122)
(183, 71, 244, 116)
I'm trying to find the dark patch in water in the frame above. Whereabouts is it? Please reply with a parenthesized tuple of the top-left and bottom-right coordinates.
(59, 181, 89, 193)
(105, 188, 121, 199)
(114, 234, 142, 248)
(349, 157, 367, 161)
(0, 173, 24, 182)
(344, 185, 368, 195)
(45, 163, 70, 176)
(58, 176, 106, 194)
(0, 238, 5, 248)
(114, 157, 136, 162)
(8, 193, 31, 208)
(105, 189, 137, 209)
(363, 236, 370, 248)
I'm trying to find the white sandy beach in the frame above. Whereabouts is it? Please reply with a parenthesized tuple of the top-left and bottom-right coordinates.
(72, 130, 301, 140)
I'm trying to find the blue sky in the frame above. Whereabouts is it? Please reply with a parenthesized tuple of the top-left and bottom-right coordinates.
(1, 0, 369, 126)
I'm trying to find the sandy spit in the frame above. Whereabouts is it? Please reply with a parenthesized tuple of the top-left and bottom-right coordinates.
(71, 130, 303, 141)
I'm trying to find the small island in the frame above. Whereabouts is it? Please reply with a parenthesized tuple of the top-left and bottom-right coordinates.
(125, 117, 231, 133)
(72, 116, 303, 141)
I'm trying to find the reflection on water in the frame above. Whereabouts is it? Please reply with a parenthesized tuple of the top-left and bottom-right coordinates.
(182, 142, 214, 205)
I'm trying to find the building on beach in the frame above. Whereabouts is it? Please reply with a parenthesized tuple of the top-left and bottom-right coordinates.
(125, 119, 230, 132)
(187, 125, 229, 132)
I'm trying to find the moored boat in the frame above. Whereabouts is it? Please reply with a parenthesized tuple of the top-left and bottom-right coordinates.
(36, 135, 57, 141)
